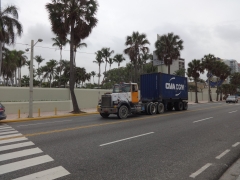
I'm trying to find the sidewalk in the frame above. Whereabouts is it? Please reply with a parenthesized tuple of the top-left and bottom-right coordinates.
(2, 108, 98, 123)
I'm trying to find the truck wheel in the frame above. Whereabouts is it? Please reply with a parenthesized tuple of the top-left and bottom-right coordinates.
(167, 103, 173, 111)
(175, 102, 183, 111)
(117, 105, 129, 119)
(100, 113, 109, 118)
(183, 102, 188, 110)
(157, 103, 164, 114)
(149, 103, 157, 115)
(145, 102, 151, 115)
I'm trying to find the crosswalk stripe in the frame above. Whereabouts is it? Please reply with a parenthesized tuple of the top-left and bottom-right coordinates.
(0, 133, 22, 139)
(0, 147, 43, 162)
(0, 155, 54, 175)
(0, 128, 15, 132)
(0, 141, 34, 152)
(0, 126, 12, 130)
(0, 131, 18, 135)
(0, 137, 28, 145)
(13, 166, 70, 180)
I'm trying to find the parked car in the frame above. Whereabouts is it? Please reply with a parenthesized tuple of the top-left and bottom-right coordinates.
(0, 103, 6, 120)
(226, 95, 238, 103)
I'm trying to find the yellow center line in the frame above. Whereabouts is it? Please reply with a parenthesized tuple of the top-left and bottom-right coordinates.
(0, 105, 225, 141)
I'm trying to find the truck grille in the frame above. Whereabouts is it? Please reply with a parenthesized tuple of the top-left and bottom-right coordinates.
(101, 95, 112, 107)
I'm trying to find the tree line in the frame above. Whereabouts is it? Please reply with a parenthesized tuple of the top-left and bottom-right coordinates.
(1, 0, 239, 112)
(187, 54, 240, 103)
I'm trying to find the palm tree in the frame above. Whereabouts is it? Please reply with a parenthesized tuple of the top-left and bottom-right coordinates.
(124, 31, 150, 83)
(14, 50, 27, 86)
(73, 42, 87, 66)
(212, 61, 231, 101)
(46, 0, 98, 113)
(155, 32, 184, 74)
(0, 5, 23, 77)
(187, 59, 204, 103)
(101, 48, 114, 80)
(93, 51, 104, 87)
(34, 55, 45, 69)
(174, 68, 186, 77)
(91, 71, 96, 84)
(1, 50, 17, 86)
(108, 58, 114, 71)
(52, 36, 68, 62)
(113, 54, 126, 68)
(202, 54, 216, 102)
(34, 55, 45, 84)
(42, 59, 58, 88)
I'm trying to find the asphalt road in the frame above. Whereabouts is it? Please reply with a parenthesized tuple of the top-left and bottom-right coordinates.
(0, 102, 240, 180)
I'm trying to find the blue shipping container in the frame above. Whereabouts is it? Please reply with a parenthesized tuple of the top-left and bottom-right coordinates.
(140, 73, 188, 102)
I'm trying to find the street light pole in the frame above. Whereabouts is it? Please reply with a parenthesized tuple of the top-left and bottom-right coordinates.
(29, 40, 34, 118)
(27, 39, 42, 118)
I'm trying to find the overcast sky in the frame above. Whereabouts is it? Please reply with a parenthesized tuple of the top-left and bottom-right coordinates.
(3, 0, 240, 81)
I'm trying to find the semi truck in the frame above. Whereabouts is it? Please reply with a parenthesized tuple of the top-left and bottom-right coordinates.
(97, 72, 188, 119)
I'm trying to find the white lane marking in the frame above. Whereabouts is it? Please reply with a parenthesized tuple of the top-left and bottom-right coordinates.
(0, 128, 15, 132)
(0, 133, 22, 139)
(0, 141, 34, 152)
(216, 149, 230, 159)
(229, 110, 238, 113)
(232, 142, 240, 147)
(13, 166, 70, 180)
(0, 130, 18, 135)
(0, 126, 12, 130)
(0, 147, 43, 162)
(0, 155, 54, 175)
(193, 117, 213, 123)
(190, 163, 212, 178)
(100, 132, 154, 146)
(17, 119, 72, 127)
(0, 137, 28, 145)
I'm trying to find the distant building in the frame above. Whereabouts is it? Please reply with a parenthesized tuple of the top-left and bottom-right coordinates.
(223, 59, 239, 83)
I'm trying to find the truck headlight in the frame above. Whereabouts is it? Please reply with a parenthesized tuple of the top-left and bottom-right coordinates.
(113, 100, 118, 105)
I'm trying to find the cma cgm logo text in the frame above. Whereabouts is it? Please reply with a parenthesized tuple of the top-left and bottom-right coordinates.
(165, 83, 184, 90)
(165, 77, 185, 91)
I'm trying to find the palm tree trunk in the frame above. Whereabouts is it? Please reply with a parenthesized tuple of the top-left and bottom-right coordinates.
(69, 24, 80, 113)
(98, 65, 100, 87)
(168, 64, 170, 74)
(0, 42, 2, 77)
(195, 80, 198, 103)
(216, 85, 219, 101)
(15, 70, 17, 86)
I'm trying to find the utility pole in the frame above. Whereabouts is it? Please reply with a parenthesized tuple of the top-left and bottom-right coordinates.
(26, 39, 42, 118)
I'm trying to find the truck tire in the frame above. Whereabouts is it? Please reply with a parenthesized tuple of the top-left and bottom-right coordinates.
(167, 103, 173, 111)
(145, 102, 151, 115)
(157, 103, 164, 114)
(100, 113, 109, 118)
(148, 103, 157, 115)
(117, 105, 129, 119)
(183, 102, 188, 110)
(175, 102, 183, 111)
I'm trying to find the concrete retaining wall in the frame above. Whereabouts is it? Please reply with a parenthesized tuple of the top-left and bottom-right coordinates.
(0, 87, 219, 114)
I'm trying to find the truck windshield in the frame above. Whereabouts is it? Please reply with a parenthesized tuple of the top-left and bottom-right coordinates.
(113, 84, 131, 93)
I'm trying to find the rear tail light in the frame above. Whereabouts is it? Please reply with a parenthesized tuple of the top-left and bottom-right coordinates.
(0, 108, 4, 112)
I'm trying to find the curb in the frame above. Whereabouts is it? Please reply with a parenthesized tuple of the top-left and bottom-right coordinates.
(0, 112, 99, 123)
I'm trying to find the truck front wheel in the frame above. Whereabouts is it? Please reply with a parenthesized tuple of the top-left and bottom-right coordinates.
(100, 113, 110, 118)
(117, 105, 129, 119)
